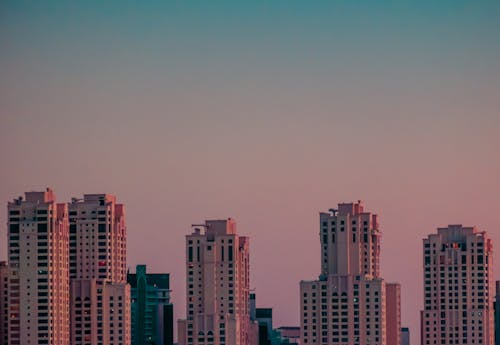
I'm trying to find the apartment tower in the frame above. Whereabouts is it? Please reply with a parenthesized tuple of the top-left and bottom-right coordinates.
(420, 225, 494, 345)
(7, 189, 70, 345)
(177, 218, 253, 345)
(300, 201, 400, 345)
(68, 194, 130, 345)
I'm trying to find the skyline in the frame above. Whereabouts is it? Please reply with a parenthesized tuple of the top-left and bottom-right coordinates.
(2, 188, 499, 344)
(1, 2, 500, 345)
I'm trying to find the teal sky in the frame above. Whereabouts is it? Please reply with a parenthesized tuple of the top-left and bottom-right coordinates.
(1, 2, 500, 344)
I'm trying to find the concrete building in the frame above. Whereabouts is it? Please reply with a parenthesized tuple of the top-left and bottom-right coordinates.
(7, 189, 70, 345)
(400, 327, 409, 345)
(420, 225, 494, 345)
(0, 261, 9, 345)
(300, 201, 399, 345)
(127, 265, 173, 345)
(386, 283, 401, 345)
(68, 194, 130, 345)
(177, 218, 254, 345)
(496, 282, 500, 345)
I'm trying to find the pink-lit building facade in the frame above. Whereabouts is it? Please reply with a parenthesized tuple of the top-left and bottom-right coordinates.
(420, 225, 494, 345)
(68, 194, 130, 345)
(300, 201, 400, 345)
(386, 283, 401, 345)
(7, 189, 70, 345)
(177, 219, 255, 345)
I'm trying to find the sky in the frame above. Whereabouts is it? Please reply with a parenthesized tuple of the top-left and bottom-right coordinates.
(1, 1, 500, 344)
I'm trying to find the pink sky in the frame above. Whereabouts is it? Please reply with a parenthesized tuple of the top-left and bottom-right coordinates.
(1, 3, 500, 344)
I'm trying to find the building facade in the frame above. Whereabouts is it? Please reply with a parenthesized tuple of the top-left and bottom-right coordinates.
(386, 283, 401, 345)
(495, 281, 500, 345)
(420, 225, 494, 345)
(0, 261, 9, 345)
(68, 194, 130, 345)
(177, 218, 253, 345)
(300, 201, 399, 345)
(7, 189, 70, 345)
(127, 265, 173, 345)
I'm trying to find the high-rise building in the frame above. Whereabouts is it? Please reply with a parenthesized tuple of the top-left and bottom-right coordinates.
(7, 189, 70, 345)
(386, 283, 401, 345)
(127, 265, 173, 345)
(400, 327, 409, 345)
(0, 261, 9, 345)
(300, 201, 399, 345)
(68, 194, 130, 345)
(420, 225, 494, 345)
(177, 218, 254, 345)
(495, 282, 500, 345)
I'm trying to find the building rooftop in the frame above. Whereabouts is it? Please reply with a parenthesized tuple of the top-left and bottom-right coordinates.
(191, 218, 237, 236)
(127, 265, 170, 289)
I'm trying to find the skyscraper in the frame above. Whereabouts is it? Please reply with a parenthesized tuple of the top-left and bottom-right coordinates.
(7, 189, 70, 345)
(177, 218, 254, 345)
(420, 225, 494, 345)
(300, 201, 399, 345)
(68, 194, 130, 345)
(127, 265, 173, 345)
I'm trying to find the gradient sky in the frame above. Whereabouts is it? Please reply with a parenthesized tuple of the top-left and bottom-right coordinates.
(1, 1, 500, 344)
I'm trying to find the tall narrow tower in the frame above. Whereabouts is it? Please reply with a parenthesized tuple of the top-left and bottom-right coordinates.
(177, 218, 253, 345)
(7, 189, 69, 345)
(300, 201, 399, 345)
(420, 225, 494, 345)
(68, 194, 130, 345)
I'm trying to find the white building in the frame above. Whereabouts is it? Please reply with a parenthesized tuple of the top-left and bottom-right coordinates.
(178, 218, 255, 345)
(7, 189, 70, 345)
(68, 194, 130, 345)
(300, 201, 399, 345)
(421, 225, 494, 345)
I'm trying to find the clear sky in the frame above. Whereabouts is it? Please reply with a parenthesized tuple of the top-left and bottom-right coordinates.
(1, 1, 500, 344)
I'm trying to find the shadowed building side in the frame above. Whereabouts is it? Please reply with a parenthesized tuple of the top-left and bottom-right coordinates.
(0, 261, 9, 345)
(127, 265, 173, 345)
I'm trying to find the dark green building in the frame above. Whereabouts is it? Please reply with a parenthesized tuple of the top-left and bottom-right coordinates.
(127, 265, 173, 345)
